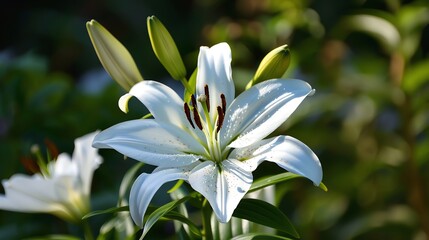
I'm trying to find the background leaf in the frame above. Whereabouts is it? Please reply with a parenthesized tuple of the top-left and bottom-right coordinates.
(233, 199, 299, 238)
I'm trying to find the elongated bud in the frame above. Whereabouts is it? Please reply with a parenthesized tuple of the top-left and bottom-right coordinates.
(250, 44, 291, 87)
(147, 16, 187, 80)
(87, 20, 144, 91)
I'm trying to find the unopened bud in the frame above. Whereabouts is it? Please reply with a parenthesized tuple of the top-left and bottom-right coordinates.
(252, 44, 291, 86)
(87, 20, 144, 91)
(147, 16, 187, 80)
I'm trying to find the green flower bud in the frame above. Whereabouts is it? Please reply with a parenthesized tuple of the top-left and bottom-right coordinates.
(87, 20, 143, 91)
(251, 44, 291, 87)
(147, 16, 187, 80)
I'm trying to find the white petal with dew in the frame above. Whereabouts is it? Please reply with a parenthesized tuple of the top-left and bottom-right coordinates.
(188, 160, 253, 223)
(93, 119, 205, 167)
(221, 79, 313, 149)
(230, 136, 322, 185)
(196, 43, 235, 124)
(129, 166, 191, 227)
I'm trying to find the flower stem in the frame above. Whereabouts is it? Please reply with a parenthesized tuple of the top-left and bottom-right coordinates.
(202, 199, 213, 240)
(180, 77, 193, 96)
(82, 219, 94, 240)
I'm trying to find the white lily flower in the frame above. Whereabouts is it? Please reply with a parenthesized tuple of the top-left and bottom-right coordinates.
(0, 131, 103, 223)
(93, 42, 322, 227)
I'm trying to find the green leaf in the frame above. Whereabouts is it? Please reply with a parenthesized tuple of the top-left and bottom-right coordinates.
(162, 211, 202, 237)
(249, 172, 302, 193)
(119, 162, 144, 202)
(24, 235, 81, 240)
(140, 196, 192, 239)
(184, 68, 197, 103)
(167, 179, 184, 193)
(82, 206, 129, 219)
(231, 233, 294, 240)
(402, 60, 429, 93)
(233, 199, 299, 238)
(335, 13, 400, 54)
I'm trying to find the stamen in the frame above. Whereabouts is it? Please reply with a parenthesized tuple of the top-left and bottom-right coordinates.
(216, 106, 225, 133)
(183, 103, 195, 129)
(191, 95, 197, 109)
(193, 107, 203, 130)
(204, 85, 210, 112)
(220, 94, 226, 114)
(191, 95, 203, 130)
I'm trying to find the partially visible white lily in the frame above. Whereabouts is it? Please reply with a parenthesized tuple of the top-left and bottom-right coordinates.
(93, 42, 322, 227)
(0, 131, 103, 223)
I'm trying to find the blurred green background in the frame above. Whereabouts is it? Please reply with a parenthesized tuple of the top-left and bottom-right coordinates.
(1, 0, 428, 239)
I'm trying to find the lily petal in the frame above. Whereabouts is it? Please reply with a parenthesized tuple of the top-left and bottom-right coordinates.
(129, 81, 191, 130)
(221, 79, 313, 149)
(197, 43, 234, 123)
(230, 136, 322, 185)
(0, 174, 63, 212)
(71, 131, 103, 195)
(129, 166, 191, 227)
(93, 119, 205, 167)
(188, 160, 253, 223)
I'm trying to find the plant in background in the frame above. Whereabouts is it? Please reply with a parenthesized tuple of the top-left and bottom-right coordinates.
(89, 16, 324, 239)
(0, 131, 102, 238)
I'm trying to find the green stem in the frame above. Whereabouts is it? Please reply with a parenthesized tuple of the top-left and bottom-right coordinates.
(82, 219, 94, 240)
(180, 77, 193, 95)
(202, 199, 214, 240)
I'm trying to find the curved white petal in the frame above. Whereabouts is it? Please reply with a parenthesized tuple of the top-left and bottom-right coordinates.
(196, 43, 235, 124)
(229, 136, 322, 185)
(129, 166, 191, 227)
(188, 160, 253, 223)
(0, 174, 63, 212)
(93, 119, 205, 167)
(220, 79, 313, 149)
(52, 154, 78, 178)
(128, 81, 191, 130)
(71, 131, 103, 195)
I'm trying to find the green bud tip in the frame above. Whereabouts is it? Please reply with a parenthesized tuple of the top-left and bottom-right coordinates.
(252, 44, 291, 85)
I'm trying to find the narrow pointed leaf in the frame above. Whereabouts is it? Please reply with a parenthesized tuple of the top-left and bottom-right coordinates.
(233, 199, 299, 238)
(24, 235, 81, 240)
(82, 206, 129, 219)
(249, 172, 301, 193)
(145, 205, 201, 237)
(231, 233, 294, 240)
(161, 211, 202, 237)
(141, 196, 192, 239)
(119, 162, 145, 201)
(249, 172, 327, 193)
